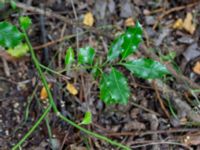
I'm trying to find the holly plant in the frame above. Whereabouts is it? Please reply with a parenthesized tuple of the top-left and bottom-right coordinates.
(0, 18, 169, 105)
(65, 21, 169, 105)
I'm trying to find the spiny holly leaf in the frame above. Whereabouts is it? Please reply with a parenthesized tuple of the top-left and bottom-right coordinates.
(0, 21, 23, 48)
(19, 16, 32, 30)
(100, 68, 130, 105)
(65, 47, 74, 66)
(78, 46, 95, 65)
(107, 36, 124, 61)
(7, 43, 29, 58)
(121, 22, 143, 59)
(122, 58, 170, 79)
(108, 21, 142, 61)
(80, 111, 92, 125)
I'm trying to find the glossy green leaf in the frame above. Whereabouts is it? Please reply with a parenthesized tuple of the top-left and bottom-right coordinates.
(100, 68, 130, 105)
(7, 43, 29, 58)
(0, 21, 23, 48)
(108, 21, 143, 61)
(78, 46, 95, 65)
(19, 16, 32, 30)
(80, 111, 92, 125)
(122, 58, 170, 79)
(65, 47, 74, 66)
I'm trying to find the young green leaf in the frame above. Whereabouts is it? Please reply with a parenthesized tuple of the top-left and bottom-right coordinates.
(78, 46, 95, 65)
(7, 43, 29, 58)
(108, 21, 142, 61)
(107, 36, 124, 61)
(0, 21, 23, 48)
(80, 111, 92, 125)
(100, 68, 130, 105)
(10, 0, 17, 9)
(121, 22, 143, 59)
(122, 58, 170, 79)
(19, 16, 32, 30)
(65, 47, 74, 66)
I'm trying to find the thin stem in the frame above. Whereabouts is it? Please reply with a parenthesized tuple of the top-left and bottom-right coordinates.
(12, 105, 51, 150)
(22, 28, 59, 113)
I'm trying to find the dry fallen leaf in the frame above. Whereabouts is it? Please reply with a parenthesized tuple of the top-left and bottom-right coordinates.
(172, 12, 196, 34)
(83, 12, 94, 27)
(124, 17, 135, 27)
(40, 84, 52, 100)
(183, 12, 196, 34)
(193, 61, 200, 75)
(66, 83, 78, 95)
(172, 18, 183, 29)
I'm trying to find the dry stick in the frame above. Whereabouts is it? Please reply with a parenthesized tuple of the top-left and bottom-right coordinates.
(130, 141, 192, 150)
(105, 128, 199, 137)
(153, 1, 199, 29)
(153, 81, 170, 119)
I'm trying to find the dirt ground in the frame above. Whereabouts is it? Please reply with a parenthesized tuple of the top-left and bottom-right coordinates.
(0, 0, 200, 149)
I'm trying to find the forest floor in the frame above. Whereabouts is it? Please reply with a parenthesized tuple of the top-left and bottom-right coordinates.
(0, 0, 200, 149)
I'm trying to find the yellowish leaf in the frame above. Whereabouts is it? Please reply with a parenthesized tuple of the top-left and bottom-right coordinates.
(183, 12, 196, 34)
(172, 18, 183, 29)
(66, 83, 78, 95)
(172, 13, 196, 34)
(83, 12, 94, 26)
(193, 61, 200, 75)
(40, 84, 52, 100)
(124, 17, 135, 27)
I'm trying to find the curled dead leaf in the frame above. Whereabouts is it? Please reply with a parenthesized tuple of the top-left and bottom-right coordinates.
(183, 12, 196, 34)
(172, 12, 196, 34)
(66, 83, 78, 95)
(83, 12, 94, 27)
(124, 17, 135, 27)
(172, 18, 183, 29)
(193, 61, 200, 75)
(40, 84, 52, 100)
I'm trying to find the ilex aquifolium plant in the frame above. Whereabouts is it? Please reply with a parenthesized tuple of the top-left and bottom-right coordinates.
(64, 21, 170, 105)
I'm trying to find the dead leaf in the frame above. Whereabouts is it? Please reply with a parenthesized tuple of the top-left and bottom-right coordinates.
(172, 18, 183, 29)
(124, 17, 135, 27)
(83, 12, 94, 26)
(193, 61, 200, 75)
(66, 83, 78, 95)
(183, 12, 196, 34)
(172, 13, 196, 34)
(40, 84, 52, 100)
